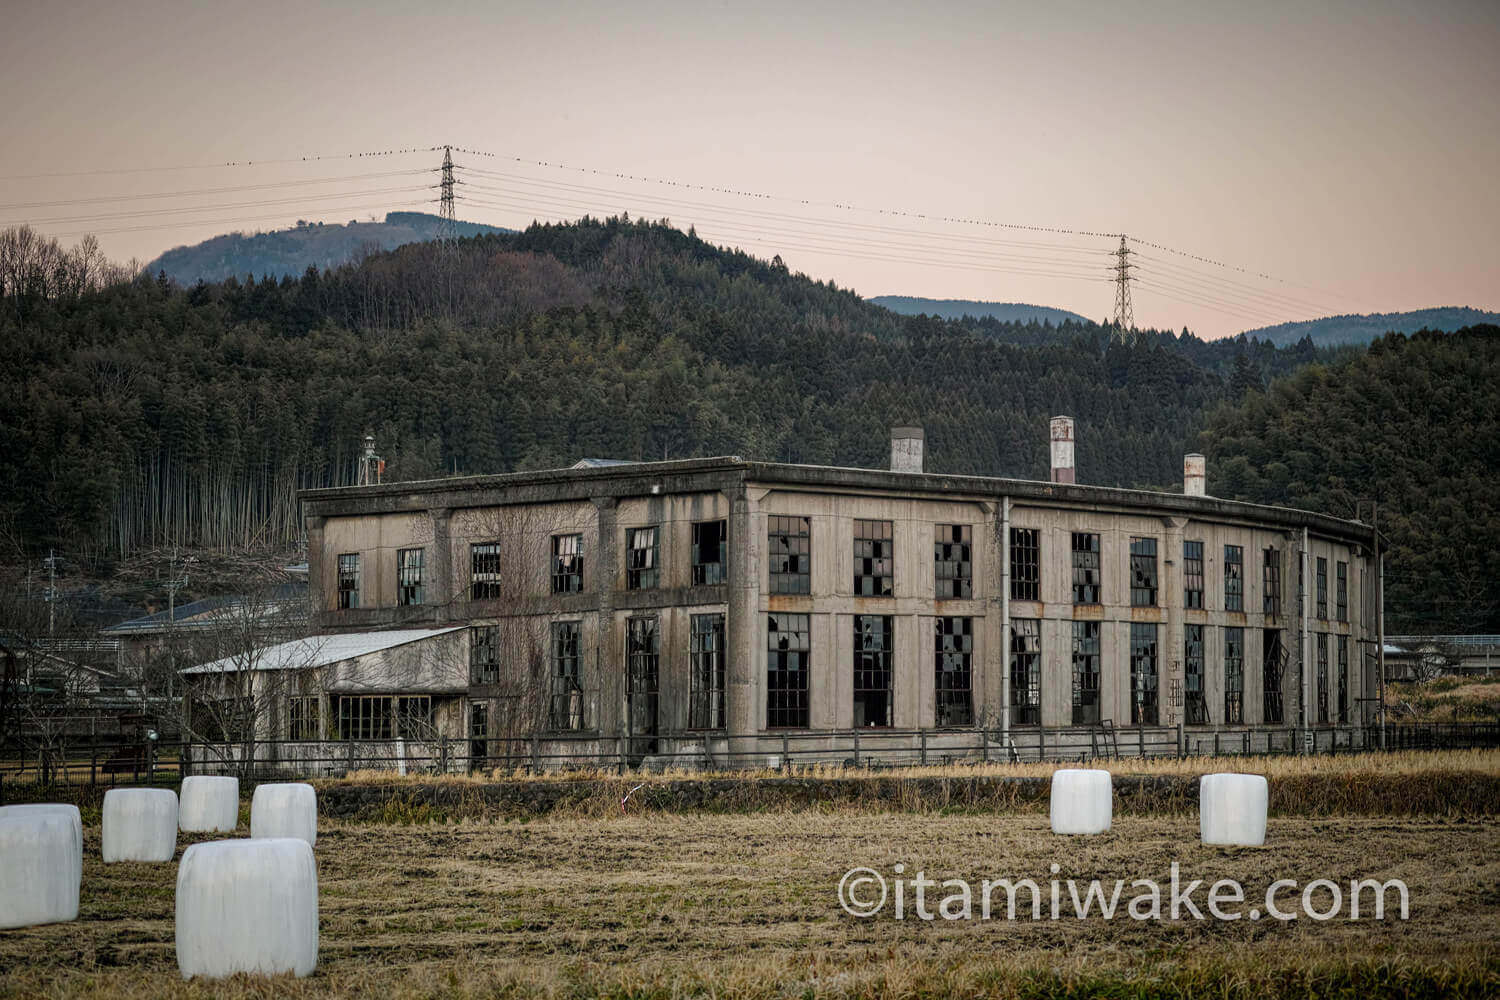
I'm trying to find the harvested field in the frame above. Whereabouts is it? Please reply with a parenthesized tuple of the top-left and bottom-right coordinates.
(2, 810, 1498, 998)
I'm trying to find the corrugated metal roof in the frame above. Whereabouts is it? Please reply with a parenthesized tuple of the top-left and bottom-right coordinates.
(102, 582, 305, 635)
(182, 627, 463, 674)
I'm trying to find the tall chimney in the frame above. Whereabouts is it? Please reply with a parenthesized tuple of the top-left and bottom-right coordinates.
(1184, 453, 1207, 496)
(1049, 416, 1075, 484)
(891, 426, 924, 474)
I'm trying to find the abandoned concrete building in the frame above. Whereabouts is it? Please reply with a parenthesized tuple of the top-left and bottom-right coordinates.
(263, 418, 1382, 769)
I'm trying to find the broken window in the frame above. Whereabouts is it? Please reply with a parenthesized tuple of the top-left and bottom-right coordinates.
(469, 701, 488, 769)
(853, 519, 894, 597)
(1316, 557, 1328, 619)
(689, 613, 726, 729)
(288, 696, 320, 741)
(551, 620, 584, 730)
(1224, 545, 1244, 612)
(397, 548, 424, 606)
(1336, 561, 1348, 622)
(691, 520, 727, 585)
(1185, 624, 1208, 725)
(935, 616, 974, 727)
(767, 613, 810, 728)
(1009, 618, 1041, 725)
(626, 617, 658, 747)
(469, 625, 500, 685)
(470, 542, 501, 600)
(1337, 635, 1349, 724)
(626, 526, 659, 590)
(1130, 537, 1158, 607)
(853, 615, 893, 727)
(336, 694, 390, 740)
(1263, 629, 1285, 724)
(1071, 532, 1101, 604)
(1184, 540, 1204, 609)
(768, 516, 811, 595)
(1224, 627, 1244, 724)
(551, 534, 584, 594)
(337, 553, 360, 609)
(1263, 548, 1282, 616)
(937, 523, 974, 599)
(1130, 623, 1159, 725)
(397, 696, 433, 738)
(1316, 633, 1329, 724)
(1009, 527, 1039, 601)
(1072, 620, 1101, 724)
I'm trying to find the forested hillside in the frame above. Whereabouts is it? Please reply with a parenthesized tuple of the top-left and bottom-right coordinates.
(1240, 307, 1499, 348)
(4, 213, 1479, 637)
(869, 296, 1090, 326)
(1199, 327, 1500, 632)
(145, 212, 511, 285)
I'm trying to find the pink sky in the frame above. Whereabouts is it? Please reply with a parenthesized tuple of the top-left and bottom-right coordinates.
(2, 0, 1497, 338)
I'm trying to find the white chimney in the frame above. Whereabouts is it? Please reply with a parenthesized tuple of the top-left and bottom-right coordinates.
(891, 426, 924, 474)
(1184, 453, 1207, 496)
(1049, 416, 1075, 484)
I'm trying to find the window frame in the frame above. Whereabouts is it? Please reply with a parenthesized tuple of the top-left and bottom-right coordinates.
(1184, 540, 1204, 610)
(768, 516, 811, 595)
(625, 525, 659, 590)
(337, 552, 360, 610)
(1009, 618, 1041, 726)
(691, 520, 727, 586)
(853, 614, 894, 727)
(551, 533, 585, 594)
(1224, 544, 1244, 612)
(937, 524, 974, 599)
(288, 696, 320, 741)
(766, 613, 810, 728)
(853, 519, 894, 597)
(469, 624, 500, 685)
(1316, 557, 1329, 620)
(396, 547, 424, 606)
(1129, 622, 1159, 726)
(1316, 633, 1330, 724)
(1336, 561, 1348, 622)
(1184, 623, 1208, 725)
(935, 616, 974, 728)
(1224, 626, 1244, 724)
(1071, 620, 1101, 724)
(1009, 527, 1039, 602)
(1130, 536, 1158, 607)
(470, 542, 501, 600)
(1071, 532, 1101, 604)
(689, 613, 726, 730)
(1263, 547, 1282, 616)
(550, 620, 585, 731)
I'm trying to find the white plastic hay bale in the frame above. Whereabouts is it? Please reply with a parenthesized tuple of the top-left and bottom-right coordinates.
(0, 802, 82, 885)
(1199, 772, 1269, 846)
(250, 783, 318, 846)
(175, 837, 318, 979)
(1049, 768, 1113, 834)
(102, 788, 179, 862)
(179, 775, 240, 832)
(0, 813, 81, 929)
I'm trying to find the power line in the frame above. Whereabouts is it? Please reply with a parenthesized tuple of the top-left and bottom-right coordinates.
(3, 184, 432, 228)
(0, 169, 430, 212)
(0, 147, 444, 181)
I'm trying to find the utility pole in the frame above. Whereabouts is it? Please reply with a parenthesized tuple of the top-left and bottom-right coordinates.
(358, 434, 384, 486)
(163, 548, 192, 705)
(1111, 235, 1135, 343)
(1357, 499, 1387, 750)
(42, 549, 59, 639)
(438, 145, 457, 245)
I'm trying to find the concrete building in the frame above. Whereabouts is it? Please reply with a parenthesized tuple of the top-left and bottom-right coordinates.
(283, 422, 1381, 768)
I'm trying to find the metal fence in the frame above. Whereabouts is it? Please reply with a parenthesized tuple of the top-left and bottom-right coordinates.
(3, 721, 1498, 792)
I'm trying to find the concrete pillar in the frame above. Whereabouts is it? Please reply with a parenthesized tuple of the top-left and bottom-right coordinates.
(304, 515, 326, 624)
(890, 426, 924, 474)
(1163, 516, 1188, 727)
(1184, 454, 1206, 497)
(590, 497, 620, 740)
(1049, 416, 1075, 484)
(428, 507, 452, 612)
(726, 481, 760, 762)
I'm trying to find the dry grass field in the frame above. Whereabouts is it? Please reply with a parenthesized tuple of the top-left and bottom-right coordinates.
(2, 808, 1498, 998)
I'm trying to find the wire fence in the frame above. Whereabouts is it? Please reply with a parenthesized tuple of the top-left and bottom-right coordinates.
(3, 721, 1498, 794)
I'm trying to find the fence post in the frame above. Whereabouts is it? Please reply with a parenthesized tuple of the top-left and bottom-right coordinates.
(1176, 721, 1185, 759)
(439, 735, 449, 774)
(90, 749, 97, 786)
(852, 728, 861, 768)
(920, 730, 928, 766)
(980, 728, 989, 763)
(1039, 728, 1046, 761)
(530, 733, 540, 774)
(346, 737, 355, 773)
(1138, 721, 1145, 759)
(616, 734, 625, 775)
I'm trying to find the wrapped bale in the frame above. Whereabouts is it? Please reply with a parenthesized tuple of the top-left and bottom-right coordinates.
(1049, 768, 1113, 834)
(175, 838, 319, 979)
(102, 788, 179, 862)
(179, 775, 240, 833)
(0, 803, 82, 889)
(250, 783, 318, 846)
(0, 813, 81, 928)
(1199, 773, 1269, 846)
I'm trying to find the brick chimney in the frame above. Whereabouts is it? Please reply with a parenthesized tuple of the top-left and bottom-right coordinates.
(1049, 416, 1075, 484)
(890, 426, 924, 474)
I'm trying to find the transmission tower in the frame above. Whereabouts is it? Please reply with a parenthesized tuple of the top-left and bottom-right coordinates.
(1111, 234, 1135, 342)
(437, 145, 457, 245)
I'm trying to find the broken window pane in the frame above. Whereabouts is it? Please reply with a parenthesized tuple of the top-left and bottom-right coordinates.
(1185, 624, 1208, 725)
(1316, 557, 1329, 620)
(689, 614, 726, 729)
(1263, 629, 1285, 724)
(853, 615, 893, 727)
(1130, 537, 1158, 607)
(1130, 623, 1159, 725)
(1316, 633, 1330, 724)
(397, 547, 424, 606)
(1007, 527, 1039, 601)
(768, 516, 811, 595)
(935, 616, 973, 727)
(1071, 620, 1100, 724)
(626, 617, 658, 750)
(1009, 618, 1041, 725)
(691, 520, 727, 585)
(937, 523, 974, 599)
(551, 620, 585, 731)
(1336, 561, 1348, 623)
(552, 534, 584, 594)
(1224, 626, 1244, 724)
(626, 526, 659, 590)
(853, 519, 894, 597)
(1224, 545, 1243, 612)
(469, 625, 500, 685)
(470, 542, 501, 600)
(1263, 548, 1281, 616)
(1337, 635, 1349, 724)
(1184, 540, 1204, 610)
(1071, 532, 1100, 604)
(767, 613, 810, 728)
(337, 553, 360, 610)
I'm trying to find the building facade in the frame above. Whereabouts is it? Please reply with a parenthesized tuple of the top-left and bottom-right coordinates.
(292, 425, 1381, 767)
